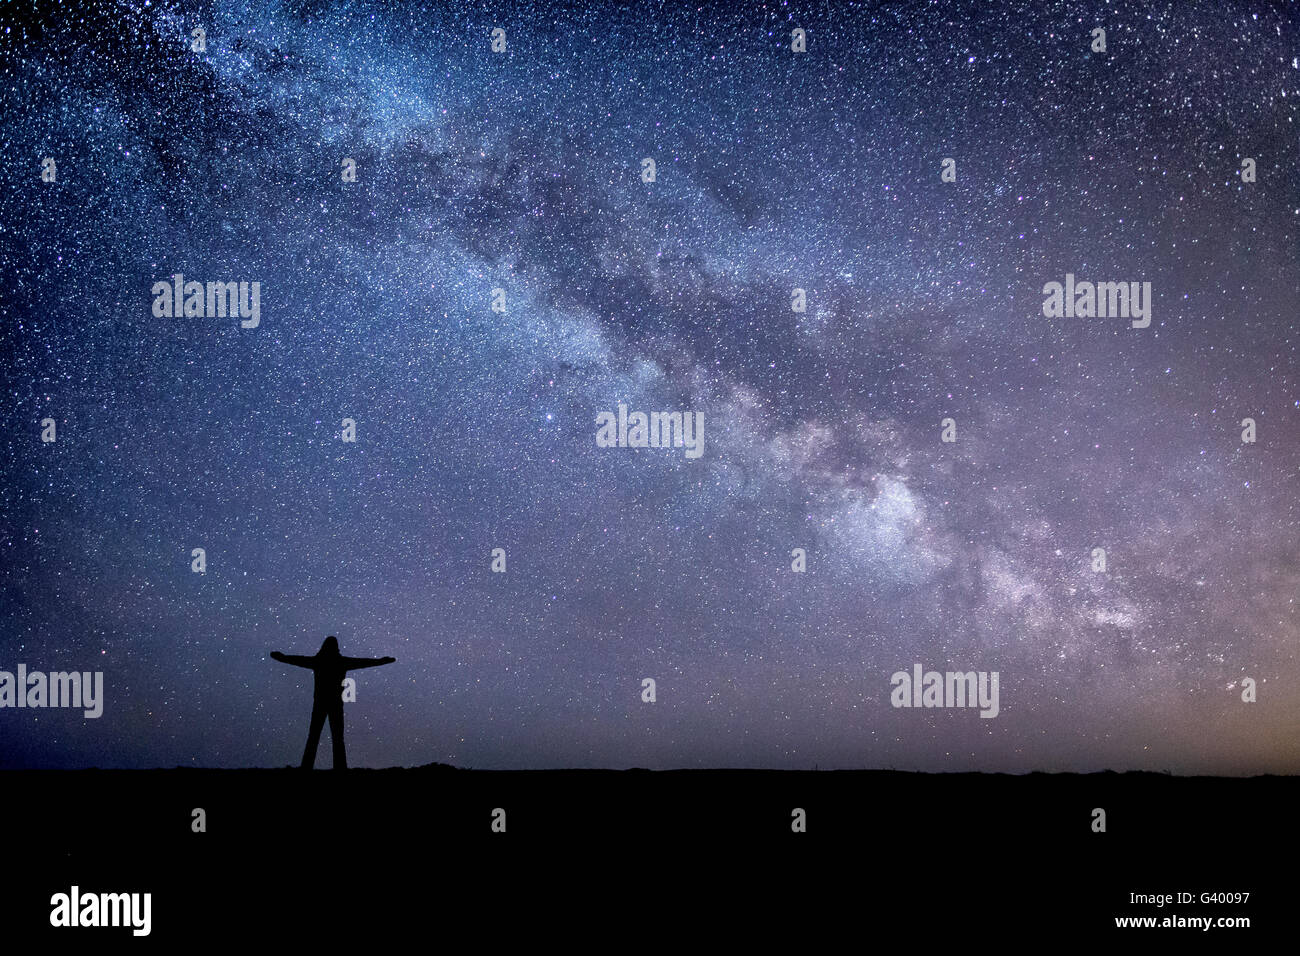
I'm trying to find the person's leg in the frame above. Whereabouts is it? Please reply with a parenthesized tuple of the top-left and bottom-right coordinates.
(301, 703, 326, 769)
(328, 702, 347, 770)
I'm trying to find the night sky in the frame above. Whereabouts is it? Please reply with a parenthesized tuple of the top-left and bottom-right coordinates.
(1, 0, 1298, 773)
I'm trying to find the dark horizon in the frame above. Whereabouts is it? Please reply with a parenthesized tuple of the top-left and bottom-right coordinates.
(1, 764, 1292, 779)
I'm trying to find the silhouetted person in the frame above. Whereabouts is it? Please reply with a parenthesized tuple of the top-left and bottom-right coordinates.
(269, 636, 395, 770)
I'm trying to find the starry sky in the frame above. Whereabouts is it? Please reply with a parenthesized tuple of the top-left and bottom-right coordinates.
(1, 0, 1298, 772)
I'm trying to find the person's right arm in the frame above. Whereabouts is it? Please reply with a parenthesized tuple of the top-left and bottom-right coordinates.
(342, 656, 396, 670)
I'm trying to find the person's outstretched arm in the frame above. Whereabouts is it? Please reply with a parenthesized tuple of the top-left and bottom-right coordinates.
(341, 656, 396, 670)
(270, 651, 316, 668)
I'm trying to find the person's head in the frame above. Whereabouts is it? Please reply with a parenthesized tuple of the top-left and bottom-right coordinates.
(318, 635, 340, 656)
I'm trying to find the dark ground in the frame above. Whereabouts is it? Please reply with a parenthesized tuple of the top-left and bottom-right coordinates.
(3, 767, 1290, 943)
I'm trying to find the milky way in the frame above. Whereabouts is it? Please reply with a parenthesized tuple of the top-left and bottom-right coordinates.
(1, 0, 1298, 772)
